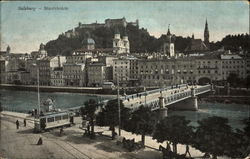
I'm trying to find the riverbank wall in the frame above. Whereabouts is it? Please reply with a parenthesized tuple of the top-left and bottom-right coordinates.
(0, 84, 149, 96)
(0, 84, 117, 96)
(214, 86, 250, 96)
(201, 95, 250, 105)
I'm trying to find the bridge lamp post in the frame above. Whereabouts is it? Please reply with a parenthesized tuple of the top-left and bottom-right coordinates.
(143, 86, 147, 106)
(116, 73, 129, 136)
(33, 63, 40, 117)
(117, 74, 121, 136)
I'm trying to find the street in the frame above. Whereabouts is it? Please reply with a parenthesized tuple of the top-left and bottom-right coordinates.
(0, 112, 163, 159)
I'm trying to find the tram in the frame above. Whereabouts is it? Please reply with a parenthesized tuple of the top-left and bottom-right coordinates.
(34, 111, 74, 132)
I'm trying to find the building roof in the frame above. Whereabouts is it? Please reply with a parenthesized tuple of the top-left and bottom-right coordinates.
(221, 54, 242, 60)
(185, 39, 208, 52)
(0, 51, 7, 55)
(89, 62, 106, 66)
(39, 56, 55, 61)
(63, 63, 85, 66)
(74, 48, 113, 53)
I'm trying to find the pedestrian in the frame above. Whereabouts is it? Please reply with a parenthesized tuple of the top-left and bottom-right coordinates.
(184, 145, 191, 157)
(37, 135, 43, 145)
(16, 120, 19, 129)
(59, 127, 64, 136)
(24, 119, 26, 127)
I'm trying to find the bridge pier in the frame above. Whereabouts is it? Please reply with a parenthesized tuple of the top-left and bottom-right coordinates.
(189, 96, 198, 111)
(226, 83, 230, 95)
(168, 96, 198, 111)
(167, 87, 198, 111)
(158, 96, 168, 120)
(211, 84, 216, 95)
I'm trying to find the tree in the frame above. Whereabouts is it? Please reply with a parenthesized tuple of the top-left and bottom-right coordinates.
(227, 73, 240, 87)
(96, 99, 130, 139)
(242, 117, 250, 138)
(125, 106, 157, 146)
(224, 128, 249, 158)
(153, 115, 194, 154)
(0, 102, 2, 112)
(246, 75, 250, 89)
(241, 117, 250, 157)
(80, 99, 98, 139)
(193, 116, 233, 159)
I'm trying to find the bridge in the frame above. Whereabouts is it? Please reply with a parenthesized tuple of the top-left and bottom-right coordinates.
(121, 84, 212, 112)
(66, 84, 212, 118)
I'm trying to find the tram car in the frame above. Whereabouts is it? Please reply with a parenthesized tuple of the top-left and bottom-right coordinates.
(34, 111, 74, 132)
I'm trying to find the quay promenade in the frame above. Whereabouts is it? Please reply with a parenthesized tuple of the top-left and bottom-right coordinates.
(0, 111, 214, 159)
(0, 84, 113, 95)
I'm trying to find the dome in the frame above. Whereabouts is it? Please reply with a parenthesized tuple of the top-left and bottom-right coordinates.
(87, 38, 95, 44)
(40, 43, 45, 50)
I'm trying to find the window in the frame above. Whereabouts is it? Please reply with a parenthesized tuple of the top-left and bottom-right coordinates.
(55, 116, 61, 121)
(62, 115, 68, 119)
(47, 117, 54, 123)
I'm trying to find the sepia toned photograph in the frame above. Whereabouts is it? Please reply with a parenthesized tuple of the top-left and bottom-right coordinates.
(0, 1, 249, 159)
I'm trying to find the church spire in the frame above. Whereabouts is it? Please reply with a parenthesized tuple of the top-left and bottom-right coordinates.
(167, 24, 171, 35)
(204, 18, 209, 44)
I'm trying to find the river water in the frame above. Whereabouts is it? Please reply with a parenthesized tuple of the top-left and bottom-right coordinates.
(0, 89, 249, 129)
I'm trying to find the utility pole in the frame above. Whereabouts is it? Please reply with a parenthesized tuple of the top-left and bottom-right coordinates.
(117, 74, 121, 136)
(37, 65, 40, 117)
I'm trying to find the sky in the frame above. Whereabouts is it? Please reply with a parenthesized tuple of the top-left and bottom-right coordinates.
(1, 1, 249, 53)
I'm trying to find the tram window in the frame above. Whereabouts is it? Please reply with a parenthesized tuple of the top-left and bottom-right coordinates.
(47, 117, 55, 123)
(55, 116, 61, 121)
(62, 115, 68, 119)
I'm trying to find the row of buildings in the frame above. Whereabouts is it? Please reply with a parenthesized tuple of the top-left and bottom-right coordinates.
(1, 20, 249, 88)
(0, 47, 249, 88)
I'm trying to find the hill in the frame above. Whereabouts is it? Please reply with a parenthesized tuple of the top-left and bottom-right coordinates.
(44, 24, 249, 56)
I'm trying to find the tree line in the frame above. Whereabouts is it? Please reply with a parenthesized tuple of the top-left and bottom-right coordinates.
(80, 99, 250, 159)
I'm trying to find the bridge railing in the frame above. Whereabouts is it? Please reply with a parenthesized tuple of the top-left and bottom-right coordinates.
(121, 84, 189, 101)
(194, 84, 211, 94)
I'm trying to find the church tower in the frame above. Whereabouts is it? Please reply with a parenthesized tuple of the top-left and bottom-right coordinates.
(39, 43, 47, 58)
(122, 30, 130, 53)
(113, 28, 121, 54)
(6, 45, 10, 54)
(204, 19, 210, 48)
(163, 25, 175, 57)
(113, 28, 130, 54)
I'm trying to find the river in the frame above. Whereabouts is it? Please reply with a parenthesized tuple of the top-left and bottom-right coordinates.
(0, 89, 249, 129)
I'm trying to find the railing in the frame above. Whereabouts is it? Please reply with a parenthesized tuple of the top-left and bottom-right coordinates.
(121, 84, 188, 101)
(123, 84, 211, 111)
(195, 85, 211, 95)
(65, 99, 109, 113)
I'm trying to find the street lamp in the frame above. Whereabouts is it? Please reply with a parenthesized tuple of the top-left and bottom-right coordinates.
(144, 86, 147, 106)
(116, 73, 129, 136)
(117, 74, 121, 136)
(33, 63, 40, 117)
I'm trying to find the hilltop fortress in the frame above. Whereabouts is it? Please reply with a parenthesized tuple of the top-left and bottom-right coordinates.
(64, 17, 139, 38)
